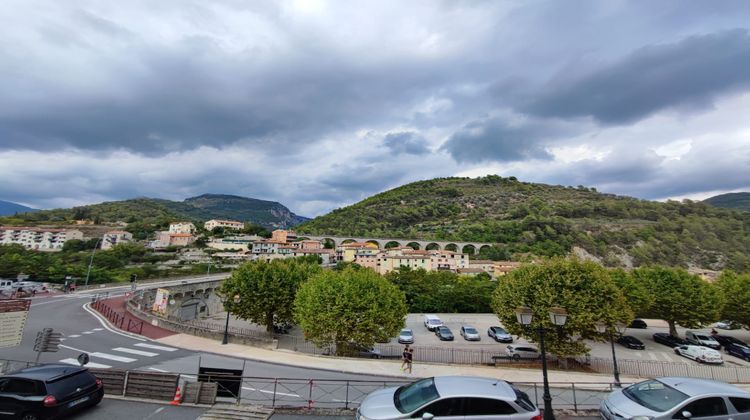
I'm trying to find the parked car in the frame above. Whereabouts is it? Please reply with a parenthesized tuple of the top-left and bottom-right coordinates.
(423, 315, 443, 331)
(717, 320, 743, 330)
(435, 326, 454, 341)
(334, 343, 382, 359)
(505, 345, 540, 360)
(616, 335, 646, 350)
(488, 326, 513, 343)
(600, 377, 750, 420)
(357, 376, 540, 420)
(628, 319, 648, 329)
(713, 334, 748, 349)
(459, 326, 481, 341)
(397, 328, 414, 344)
(674, 345, 723, 364)
(724, 342, 750, 362)
(685, 331, 721, 350)
(0, 364, 104, 419)
(652, 333, 688, 348)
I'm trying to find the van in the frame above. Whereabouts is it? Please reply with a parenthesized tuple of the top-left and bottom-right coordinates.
(685, 330, 721, 350)
(423, 314, 443, 331)
(674, 344, 723, 364)
(0, 280, 14, 294)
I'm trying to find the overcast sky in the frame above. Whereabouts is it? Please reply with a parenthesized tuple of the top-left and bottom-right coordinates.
(2, 1, 750, 216)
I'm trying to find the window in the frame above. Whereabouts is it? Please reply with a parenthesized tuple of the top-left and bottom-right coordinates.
(675, 397, 727, 418)
(413, 398, 464, 417)
(623, 380, 688, 412)
(2, 379, 39, 395)
(465, 397, 517, 415)
(729, 397, 750, 413)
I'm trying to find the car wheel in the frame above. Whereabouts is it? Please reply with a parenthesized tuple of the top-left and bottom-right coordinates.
(674, 349, 680, 354)
(20, 412, 40, 420)
(512, 354, 521, 360)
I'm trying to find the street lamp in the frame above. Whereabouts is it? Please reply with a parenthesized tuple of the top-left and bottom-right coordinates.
(597, 322, 626, 388)
(84, 238, 102, 287)
(221, 294, 241, 345)
(515, 306, 568, 420)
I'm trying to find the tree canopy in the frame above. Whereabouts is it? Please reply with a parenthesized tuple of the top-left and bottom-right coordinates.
(715, 270, 750, 328)
(385, 267, 496, 313)
(294, 267, 407, 354)
(219, 257, 320, 333)
(492, 257, 633, 356)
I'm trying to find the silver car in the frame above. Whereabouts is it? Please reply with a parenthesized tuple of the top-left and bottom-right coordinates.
(398, 328, 414, 344)
(357, 376, 540, 420)
(600, 377, 750, 420)
(460, 326, 481, 341)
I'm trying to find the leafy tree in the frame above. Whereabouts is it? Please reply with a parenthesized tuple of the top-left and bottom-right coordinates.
(294, 267, 407, 354)
(715, 270, 750, 327)
(386, 267, 495, 313)
(634, 266, 724, 336)
(609, 268, 654, 316)
(218, 258, 320, 333)
(492, 258, 633, 356)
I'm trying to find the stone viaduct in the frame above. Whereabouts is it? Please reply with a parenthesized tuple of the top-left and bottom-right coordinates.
(299, 235, 494, 254)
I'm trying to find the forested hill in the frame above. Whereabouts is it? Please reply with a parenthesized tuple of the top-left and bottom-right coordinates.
(704, 192, 750, 211)
(297, 176, 750, 271)
(0, 194, 308, 229)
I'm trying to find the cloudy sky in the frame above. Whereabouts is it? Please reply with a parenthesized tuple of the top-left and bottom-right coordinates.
(2, 0, 750, 216)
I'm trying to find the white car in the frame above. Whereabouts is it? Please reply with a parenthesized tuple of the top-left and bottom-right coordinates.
(674, 345, 723, 364)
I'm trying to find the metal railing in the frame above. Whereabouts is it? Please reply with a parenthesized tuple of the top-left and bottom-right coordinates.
(91, 299, 144, 335)
(585, 356, 750, 383)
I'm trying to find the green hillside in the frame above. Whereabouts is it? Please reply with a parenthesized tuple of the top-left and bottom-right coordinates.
(0, 194, 308, 229)
(298, 176, 750, 271)
(704, 192, 750, 212)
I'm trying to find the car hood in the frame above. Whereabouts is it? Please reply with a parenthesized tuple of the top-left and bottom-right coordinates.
(359, 387, 403, 420)
(465, 332, 480, 338)
(604, 389, 661, 419)
(398, 334, 413, 340)
(496, 332, 512, 338)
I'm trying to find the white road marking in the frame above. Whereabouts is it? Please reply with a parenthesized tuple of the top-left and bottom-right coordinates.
(113, 347, 158, 357)
(148, 367, 167, 372)
(59, 358, 112, 369)
(90, 352, 137, 363)
(134, 343, 177, 352)
(241, 386, 300, 398)
(82, 331, 94, 335)
(93, 328, 104, 331)
(68, 334, 81, 338)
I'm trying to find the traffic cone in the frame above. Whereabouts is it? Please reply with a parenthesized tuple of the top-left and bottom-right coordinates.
(170, 386, 182, 405)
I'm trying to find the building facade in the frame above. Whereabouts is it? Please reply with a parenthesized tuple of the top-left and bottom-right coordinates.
(204, 219, 245, 231)
(101, 230, 133, 250)
(169, 222, 196, 234)
(0, 227, 84, 251)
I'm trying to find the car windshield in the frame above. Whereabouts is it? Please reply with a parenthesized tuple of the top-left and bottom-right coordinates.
(465, 328, 477, 334)
(429, 320, 441, 325)
(495, 327, 507, 334)
(394, 378, 440, 413)
(696, 335, 710, 340)
(623, 380, 689, 412)
(401, 330, 412, 336)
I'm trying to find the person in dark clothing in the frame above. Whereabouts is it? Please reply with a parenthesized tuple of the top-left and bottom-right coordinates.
(405, 347, 414, 373)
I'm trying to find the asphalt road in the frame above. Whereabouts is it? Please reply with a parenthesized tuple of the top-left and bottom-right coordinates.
(68, 398, 206, 420)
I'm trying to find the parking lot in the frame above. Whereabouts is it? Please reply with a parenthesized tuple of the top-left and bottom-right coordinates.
(384, 314, 750, 367)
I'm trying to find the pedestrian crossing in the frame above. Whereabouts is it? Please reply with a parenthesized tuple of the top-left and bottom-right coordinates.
(58, 343, 178, 369)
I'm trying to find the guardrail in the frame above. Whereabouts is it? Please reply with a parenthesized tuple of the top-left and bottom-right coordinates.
(586, 355, 750, 383)
(91, 299, 144, 335)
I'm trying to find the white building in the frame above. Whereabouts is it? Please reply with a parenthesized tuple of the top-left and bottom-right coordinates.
(207, 235, 261, 251)
(169, 222, 196, 234)
(251, 239, 285, 254)
(204, 219, 245, 231)
(101, 230, 133, 250)
(0, 227, 84, 251)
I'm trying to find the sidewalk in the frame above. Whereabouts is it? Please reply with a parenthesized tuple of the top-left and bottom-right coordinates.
(156, 333, 641, 385)
(95, 296, 177, 340)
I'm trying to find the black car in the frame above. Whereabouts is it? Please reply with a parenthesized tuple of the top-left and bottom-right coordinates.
(652, 332, 688, 348)
(487, 326, 513, 343)
(724, 342, 750, 362)
(0, 364, 103, 419)
(628, 319, 648, 329)
(713, 334, 748, 349)
(435, 326, 454, 341)
(616, 335, 646, 350)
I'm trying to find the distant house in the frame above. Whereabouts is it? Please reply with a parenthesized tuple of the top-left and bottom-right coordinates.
(0, 227, 83, 251)
(169, 222, 196, 234)
(271, 229, 297, 243)
(153, 231, 196, 248)
(207, 235, 261, 252)
(101, 230, 133, 250)
(204, 219, 245, 231)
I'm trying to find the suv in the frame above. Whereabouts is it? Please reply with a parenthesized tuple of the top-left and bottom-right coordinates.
(0, 364, 103, 419)
(423, 315, 443, 331)
(506, 345, 539, 360)
(685, 331, 721, 350)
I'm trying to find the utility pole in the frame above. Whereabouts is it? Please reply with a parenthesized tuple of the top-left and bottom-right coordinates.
(84, 239, 102, 287)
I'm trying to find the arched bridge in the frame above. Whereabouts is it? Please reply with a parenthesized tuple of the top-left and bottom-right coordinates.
(299, 235, 494, 254)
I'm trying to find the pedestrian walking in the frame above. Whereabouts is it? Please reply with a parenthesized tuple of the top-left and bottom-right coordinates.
(400, 344, 410, 371)
(406, 347, 414, 374)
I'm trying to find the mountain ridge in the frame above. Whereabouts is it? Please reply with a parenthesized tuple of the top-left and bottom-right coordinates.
(0, 200, 38, 216)
(704, 192, 750, 211)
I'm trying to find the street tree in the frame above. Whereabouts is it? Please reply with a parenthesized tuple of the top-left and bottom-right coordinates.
(294, 267, 407, 354)
(218, 257, 320, 334)
(492, 257, 632, 356)
(633, 266, 724, 336)
(715, 270, 750, 327)
(609, 268, 654, 316)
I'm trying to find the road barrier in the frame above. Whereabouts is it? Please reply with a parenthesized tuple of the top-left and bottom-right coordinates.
(91, 299, 144, 335)
(586, 356, 750, 382)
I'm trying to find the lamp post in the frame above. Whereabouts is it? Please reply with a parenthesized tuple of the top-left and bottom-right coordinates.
(597, 322, 625, 387)
(515, 306, 568, 420)
(222, 294, 241, 345)
(84, 238, 102, 287)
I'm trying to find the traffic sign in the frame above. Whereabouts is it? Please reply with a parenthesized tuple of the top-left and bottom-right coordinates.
(0, 299, 31, 348)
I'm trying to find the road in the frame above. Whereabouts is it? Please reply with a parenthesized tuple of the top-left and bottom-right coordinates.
(70, 398, 205, 420)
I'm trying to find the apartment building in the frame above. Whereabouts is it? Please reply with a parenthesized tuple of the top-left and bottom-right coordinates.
(101, 230, 133, 250)
(207, 235, 261, 252)
(336, 242, 378, 262)
(271, 229, 297, 243)
(204, 219, 245, 231)
(153, 231, 196, 247)
(251, 239, 286, 254)
(169, 222, 196, 234)
(0, 227, 83, 251)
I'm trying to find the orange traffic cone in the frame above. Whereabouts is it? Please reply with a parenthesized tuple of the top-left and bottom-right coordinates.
(170, 386, 182, 405)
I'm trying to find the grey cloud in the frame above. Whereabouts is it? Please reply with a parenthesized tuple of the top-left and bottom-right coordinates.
(383, 132, 430, 155)
(440, 116, 563, 163)
(524, 29, 750, 124)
